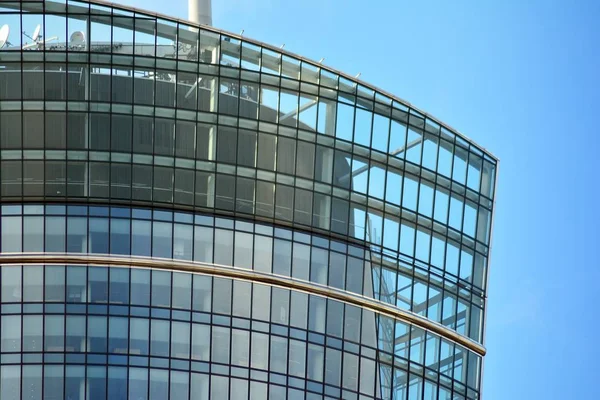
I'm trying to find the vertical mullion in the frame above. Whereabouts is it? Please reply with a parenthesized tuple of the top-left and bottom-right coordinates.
(397, 106, 411, 336)
(311, 70, 322, 232)
(227, 259, 234, 400)
(187, 271, 194, 400)
(247, 279, 254, 399)
(19, 7, 24, 203)
(446, 136, 458, 398)
(429, 124, 443, 400)
(167, 268, 174, 399)
(380, 98, 393, 259)
(412, 116, 427, 399)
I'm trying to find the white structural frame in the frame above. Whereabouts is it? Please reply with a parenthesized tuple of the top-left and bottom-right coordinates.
(189, 0, 212, 26)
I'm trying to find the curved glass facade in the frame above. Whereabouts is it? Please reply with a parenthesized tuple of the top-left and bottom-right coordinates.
(0, 1, 497, 399)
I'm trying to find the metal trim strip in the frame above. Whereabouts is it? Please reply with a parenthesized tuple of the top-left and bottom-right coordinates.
(0, 252, 486, 356)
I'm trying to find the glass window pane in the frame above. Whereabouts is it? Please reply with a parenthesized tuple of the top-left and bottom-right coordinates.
(211, 375, 228, 400)
(23, 266, 43, 302)
(1, 315, 21, 352)
(231, 328, 249, 367)
(192, 324, 210, 361)
(23, 216, 44, 252)
(171, 321, 190, 359)
(234, 232, 254, 269)
(342, 352, 359, 390)
(1, 366, 20, 400)
(23, 365, 42, 400)
(310, 247, 328, 285)
(170, 371, 189, 400)
(45, 216, 65, 252)
(174, 224, 193, 260)
(151, 270, 171, 307)
(212, 326, 230, 364)
(45, 265, 65, 302)
(309, 296, 326, 333)
(89, 218, 109, 253)
(66, 316, 85, 352)
(110, 268, 129, 304)
(251, 332, 268, 370)
(131, 269, 150, 306)
(172, 272, 192, 309)
(151, 319, 170, 357)
(273, 239, 291, 276)
(191, 373, 209, 400)
(67, 217, 87, 253)
(329, 252, 346, 290)
(252, 284, 270, 321)
(270, 336, 288, 374)
(88, 267, 108, 303)
(292, 243, 310, 280)
(109, 317, 128, 354)
(326, 299, 344, 338)
(132, 220, 151, 256)
(307, 344, 324, 382)
(130, 318, 149, 355)
(23, 315, 43, 352)
(45, 315, 64, 352)
(213, 278, 231, 315)
(87, 366, 107, 400)
(150, 369, 168, 400)
(2, 266, 21, 303)
(128, 368, 148, 400)
(44, 365, 63, 400)
(214, 229, 233, 265)
(232, 280, 251, 318)
(107, 367, 127, 400)
(192, 274, 212, 312)
(88, 316, 107, 353)
(2, 216, 21, 252)
(271, 287, 289, 325)
(152, 221, 172, 258)
(110, 218, 131, 255)
(290, 291, 308, 330)
(65, 266, 86, 303)
(194, 226, 213, 263)
(289, 339, 306, 378)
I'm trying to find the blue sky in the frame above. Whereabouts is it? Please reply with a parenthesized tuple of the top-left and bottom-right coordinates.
(117, 0, 600, 397)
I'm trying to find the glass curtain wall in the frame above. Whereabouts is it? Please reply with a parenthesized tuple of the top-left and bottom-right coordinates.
(0, 1, 496, 399)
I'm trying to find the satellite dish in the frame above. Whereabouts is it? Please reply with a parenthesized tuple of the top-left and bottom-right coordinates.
(70, 31, 85, 46)
(0, 25, 10, 49)
(32, 24, 41, 42)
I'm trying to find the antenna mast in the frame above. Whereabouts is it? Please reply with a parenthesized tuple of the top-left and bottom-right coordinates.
(189, 0, 212, 26)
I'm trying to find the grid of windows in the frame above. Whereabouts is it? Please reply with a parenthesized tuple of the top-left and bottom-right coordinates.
(0, 105, 492, 258)
(0, 1, 496, 399)
(0, 203, 484, 343)
(0, 264, 481, 400)
(0, 2, 496, 255)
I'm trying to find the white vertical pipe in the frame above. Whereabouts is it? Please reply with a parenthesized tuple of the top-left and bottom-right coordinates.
(189, 0, 212, 26)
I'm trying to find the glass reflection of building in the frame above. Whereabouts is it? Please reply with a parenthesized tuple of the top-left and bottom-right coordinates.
(0, 1, 497, 399)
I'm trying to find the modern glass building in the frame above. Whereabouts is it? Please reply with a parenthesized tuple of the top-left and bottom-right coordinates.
(0, 0, 497, 399)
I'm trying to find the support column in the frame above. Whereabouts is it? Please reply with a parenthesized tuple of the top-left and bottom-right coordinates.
(189, 0, 212, 26)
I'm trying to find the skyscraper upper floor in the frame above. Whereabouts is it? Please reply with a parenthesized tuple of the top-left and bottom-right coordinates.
(0, 1, 497, 399)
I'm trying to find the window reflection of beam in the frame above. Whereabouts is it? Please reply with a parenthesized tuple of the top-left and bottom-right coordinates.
(384, 355, 460, 393)
(339, 136, 424, 184)
(377, 271, 441, 322)
(370, 253, 479, 309)
(279, 98, 317, 122)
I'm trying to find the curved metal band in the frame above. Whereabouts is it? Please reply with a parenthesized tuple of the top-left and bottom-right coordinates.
(0, 253, 486, 356)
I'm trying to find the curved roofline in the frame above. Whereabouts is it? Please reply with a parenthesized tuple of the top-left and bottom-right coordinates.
(80, 0, 498, 161)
